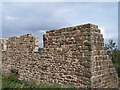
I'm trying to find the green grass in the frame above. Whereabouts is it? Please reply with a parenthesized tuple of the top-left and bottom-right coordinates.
(1, 72, 120, 89)
(1, 72, 76, 89)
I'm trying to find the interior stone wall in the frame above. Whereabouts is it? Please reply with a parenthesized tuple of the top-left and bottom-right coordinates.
(1, 23, 118, 88)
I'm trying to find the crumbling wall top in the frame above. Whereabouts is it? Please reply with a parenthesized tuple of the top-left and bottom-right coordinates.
(46, 23, 98, 33)
(0, 34, 39, 52)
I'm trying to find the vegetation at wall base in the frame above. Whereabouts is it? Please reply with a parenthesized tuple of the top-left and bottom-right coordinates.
(2, 73, 76, 89)
(1, 72, 120, 89)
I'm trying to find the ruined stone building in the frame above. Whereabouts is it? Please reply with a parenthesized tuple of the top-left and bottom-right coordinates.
(1, 23, 118, 88)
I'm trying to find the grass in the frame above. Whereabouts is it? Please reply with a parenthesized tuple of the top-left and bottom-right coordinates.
(1, 72, 76, 89)
(1, 72, 120, 89)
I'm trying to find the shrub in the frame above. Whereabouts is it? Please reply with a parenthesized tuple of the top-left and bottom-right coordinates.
(2, 73, 76, 89)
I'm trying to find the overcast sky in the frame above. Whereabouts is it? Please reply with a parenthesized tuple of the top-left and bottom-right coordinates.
(2, 2, 118, 48)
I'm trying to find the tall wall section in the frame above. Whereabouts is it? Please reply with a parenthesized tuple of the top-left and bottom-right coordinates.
(1, 23, 118, 88)
(90, 27, 118, 88)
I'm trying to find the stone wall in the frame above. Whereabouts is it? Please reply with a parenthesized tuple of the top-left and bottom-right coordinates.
(1, 34, 38, 52)
(1, 23, 118, 88)
(90, 26, 118, 88)
(0, 39, 7, 51)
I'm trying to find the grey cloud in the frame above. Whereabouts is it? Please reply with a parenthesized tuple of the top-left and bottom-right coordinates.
(2, 2, 118, 48)
(2, 2, 71, 38)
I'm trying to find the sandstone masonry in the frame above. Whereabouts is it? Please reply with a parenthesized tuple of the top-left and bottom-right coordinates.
(1, 23, 118, 88)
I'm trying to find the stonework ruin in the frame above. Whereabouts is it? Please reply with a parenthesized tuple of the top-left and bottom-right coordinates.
(1, 23, 118, 88)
